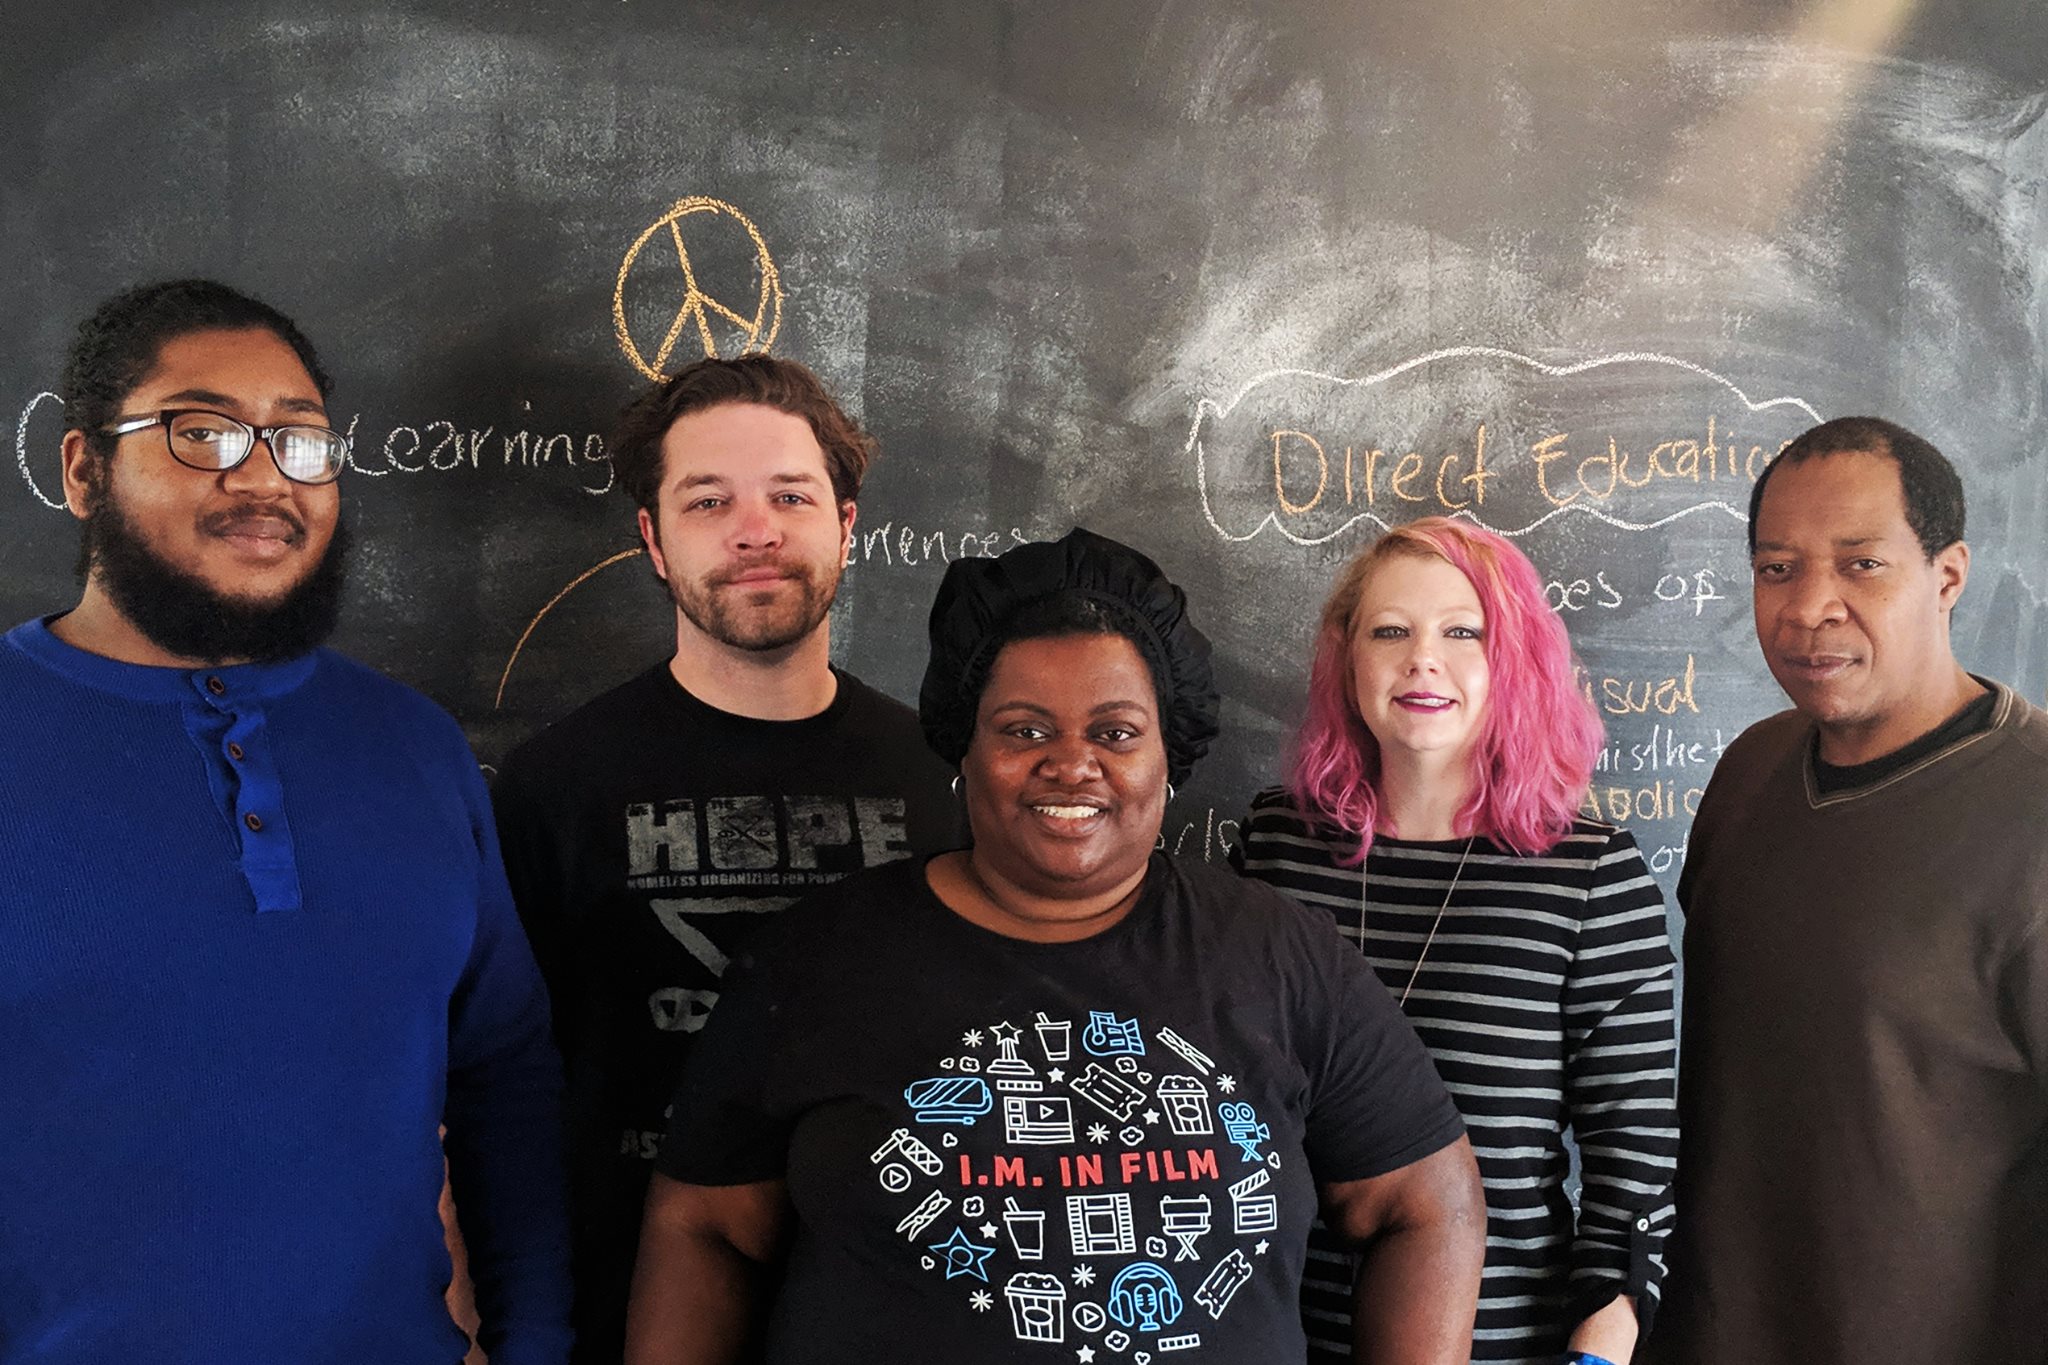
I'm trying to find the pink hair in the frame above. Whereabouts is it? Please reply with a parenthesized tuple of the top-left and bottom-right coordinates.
(1288, 516, 1603, 862)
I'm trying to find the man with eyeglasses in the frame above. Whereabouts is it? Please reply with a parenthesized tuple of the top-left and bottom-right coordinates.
(0, 279, 572, 1364)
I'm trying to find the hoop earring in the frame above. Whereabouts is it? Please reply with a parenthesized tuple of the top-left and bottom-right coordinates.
(951, 774, 963, 799)
(1166, 782, 1176, 803)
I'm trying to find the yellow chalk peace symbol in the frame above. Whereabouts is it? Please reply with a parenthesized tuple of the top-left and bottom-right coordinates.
(612, 197, 783, 379)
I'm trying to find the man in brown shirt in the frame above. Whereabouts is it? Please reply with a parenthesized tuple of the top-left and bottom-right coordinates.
(1652, 417, 2048, 1364)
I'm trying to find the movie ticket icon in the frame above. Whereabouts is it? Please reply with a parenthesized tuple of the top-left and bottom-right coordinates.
(1193, 1250, 1254, 1320)
(1069, 1062, 1147, 1122)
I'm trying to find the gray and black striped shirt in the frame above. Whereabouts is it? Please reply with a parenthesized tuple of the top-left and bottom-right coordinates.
(1238, 790, 1678, 1364)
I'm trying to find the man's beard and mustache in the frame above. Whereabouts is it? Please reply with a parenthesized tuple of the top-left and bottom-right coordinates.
(666, 551, 840, 653)
(77, 486, 349, 665)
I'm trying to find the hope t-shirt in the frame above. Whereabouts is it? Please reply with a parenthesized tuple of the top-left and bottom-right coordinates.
(493, 663, 961, 1361)
(660, 853, 1464, 1363)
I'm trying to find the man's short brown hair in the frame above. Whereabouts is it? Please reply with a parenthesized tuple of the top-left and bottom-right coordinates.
(611, 355, 876, 514)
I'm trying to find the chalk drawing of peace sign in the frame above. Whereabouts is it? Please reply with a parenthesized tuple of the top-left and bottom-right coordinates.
(612, 197, 784, 379)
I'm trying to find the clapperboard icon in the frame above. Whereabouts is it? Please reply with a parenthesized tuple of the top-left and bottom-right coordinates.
(1228, 1168, 1278, 1234)
(1004, 1094, 1076, 1145)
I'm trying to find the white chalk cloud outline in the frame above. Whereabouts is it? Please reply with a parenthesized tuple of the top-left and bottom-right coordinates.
(15, 392, 67, 511)
(1183, 347, 1826, 543)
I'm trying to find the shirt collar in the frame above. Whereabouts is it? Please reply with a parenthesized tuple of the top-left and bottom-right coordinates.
(5, 616, 320, 704)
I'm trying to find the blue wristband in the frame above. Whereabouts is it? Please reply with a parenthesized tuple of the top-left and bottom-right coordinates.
(1565, 1355, 1619, 1365)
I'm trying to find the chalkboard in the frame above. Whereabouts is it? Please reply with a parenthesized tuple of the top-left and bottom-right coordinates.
(7, 0, 2047, 916)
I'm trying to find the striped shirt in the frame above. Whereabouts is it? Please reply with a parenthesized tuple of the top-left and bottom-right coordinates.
(1238, 790, 1678, 1364)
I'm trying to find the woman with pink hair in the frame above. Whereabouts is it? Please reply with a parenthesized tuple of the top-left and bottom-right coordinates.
(1237, 517, 1678, 1365)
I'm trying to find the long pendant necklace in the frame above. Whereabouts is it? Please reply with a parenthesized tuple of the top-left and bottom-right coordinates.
(1360, 836, 1476, 1007)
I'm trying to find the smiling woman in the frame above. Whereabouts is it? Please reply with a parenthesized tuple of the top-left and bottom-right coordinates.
(944, 629, 1169, 937)
(624, 528, 1489, 1365)
(1238, 516, 1680, 1365)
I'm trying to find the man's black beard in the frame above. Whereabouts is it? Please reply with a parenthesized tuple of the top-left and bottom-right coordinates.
(79, 492, 350, 665)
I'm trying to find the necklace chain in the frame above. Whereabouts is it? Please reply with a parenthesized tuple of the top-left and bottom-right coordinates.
(1360, 836, 1475, 1007)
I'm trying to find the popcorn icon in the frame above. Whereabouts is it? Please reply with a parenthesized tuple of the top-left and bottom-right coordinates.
(1004, 1271, 1068, 1343)
(1156, 1076, 1214, 1137)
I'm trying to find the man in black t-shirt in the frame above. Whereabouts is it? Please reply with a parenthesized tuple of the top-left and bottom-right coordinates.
(494, 357, 962, 1363)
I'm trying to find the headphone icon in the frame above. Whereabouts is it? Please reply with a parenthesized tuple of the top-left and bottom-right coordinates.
(1107, 1261, 1184, 1332)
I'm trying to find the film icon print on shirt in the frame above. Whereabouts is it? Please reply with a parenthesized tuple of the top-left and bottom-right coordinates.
(875, 1008, 1281, 1357)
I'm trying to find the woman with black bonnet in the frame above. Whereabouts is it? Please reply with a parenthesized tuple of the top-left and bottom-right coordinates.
(627, 528, 1485, 1364)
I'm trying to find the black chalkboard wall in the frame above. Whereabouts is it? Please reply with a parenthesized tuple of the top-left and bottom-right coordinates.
(6, 1, 2046, 916)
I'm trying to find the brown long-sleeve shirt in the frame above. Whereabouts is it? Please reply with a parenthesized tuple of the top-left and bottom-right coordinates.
(1651, 682, 2048, 1364)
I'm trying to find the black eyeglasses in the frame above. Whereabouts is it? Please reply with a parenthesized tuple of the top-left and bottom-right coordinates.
(103, 409, 350, 486)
